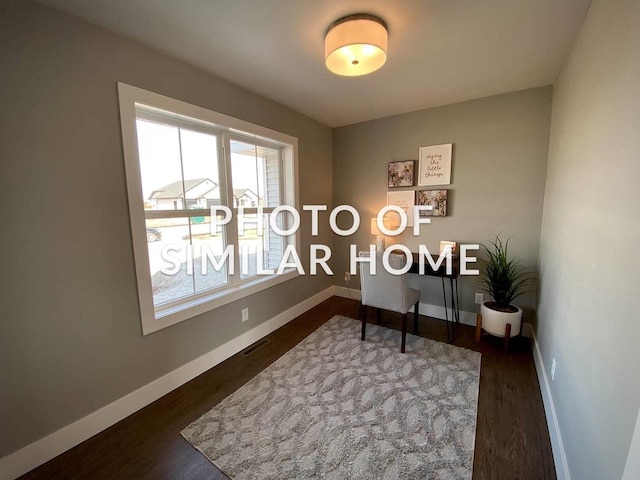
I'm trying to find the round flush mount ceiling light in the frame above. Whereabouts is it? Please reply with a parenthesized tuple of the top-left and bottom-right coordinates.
(325, 14, 388, 76)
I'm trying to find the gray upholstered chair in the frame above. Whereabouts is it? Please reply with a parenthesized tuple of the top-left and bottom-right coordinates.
(358, 252, 421, 353)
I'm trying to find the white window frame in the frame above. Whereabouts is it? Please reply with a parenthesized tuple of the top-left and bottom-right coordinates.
(118, 83, 299, 335)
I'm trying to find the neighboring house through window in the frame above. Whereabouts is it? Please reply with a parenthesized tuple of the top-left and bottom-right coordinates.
(149, 178, 220, 210)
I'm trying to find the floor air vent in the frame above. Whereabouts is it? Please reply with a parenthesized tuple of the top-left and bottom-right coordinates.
(242, 338, 270, 355)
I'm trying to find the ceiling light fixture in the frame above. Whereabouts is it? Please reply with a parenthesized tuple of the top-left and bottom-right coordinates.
(325, 14, 388, 77)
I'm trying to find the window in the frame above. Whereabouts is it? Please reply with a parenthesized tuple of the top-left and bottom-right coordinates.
(118, 84, 298, 334)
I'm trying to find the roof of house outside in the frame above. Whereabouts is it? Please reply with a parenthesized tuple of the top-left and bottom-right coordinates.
(149, 178, 216, 200)
(233, 188, 257, 199)
(149, 180, 259, 202)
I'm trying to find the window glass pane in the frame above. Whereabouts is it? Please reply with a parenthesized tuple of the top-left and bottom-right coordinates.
(136, 119, 185, 211)
(238, 214, 284, 279)
(190, 216, 229, 292)
(180, 129, 221, 209)
(265, 217, 285, 271)
(145, 217, 195, 306)
(259, 146, 282, 208)
(238, 213, 262, 279)
(229, 140, 280, 208)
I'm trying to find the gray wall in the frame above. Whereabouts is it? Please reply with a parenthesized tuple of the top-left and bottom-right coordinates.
(0, 1, 333, 457)
(536, 0, 640, 478)
(333, 88, 552, 317)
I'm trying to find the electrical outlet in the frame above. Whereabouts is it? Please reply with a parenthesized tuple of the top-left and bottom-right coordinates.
(344, 272, 351, 283)
(475, 293, 484, 304)
(551, 358, 557, 381)
(242, 308, 249, 322)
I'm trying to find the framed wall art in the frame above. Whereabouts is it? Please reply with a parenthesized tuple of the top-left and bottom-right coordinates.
(386, 190, 415, 227)
(416, 189, 448, 216)
(418, 143, 452, 186)
(388, 160, 415, 188)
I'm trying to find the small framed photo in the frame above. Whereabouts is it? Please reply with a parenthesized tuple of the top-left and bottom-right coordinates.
(388, 160, 415, 188)
(439, 241, 458, 255)
(418, 143, 452, 186)
(416, 189, 448, 216)
(387, 190, 415, 227)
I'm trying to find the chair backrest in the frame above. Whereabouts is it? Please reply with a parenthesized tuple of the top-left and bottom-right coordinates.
(358, 252, 408, 313)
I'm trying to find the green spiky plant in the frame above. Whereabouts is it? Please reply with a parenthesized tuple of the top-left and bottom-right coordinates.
(480, 235, 532, 312)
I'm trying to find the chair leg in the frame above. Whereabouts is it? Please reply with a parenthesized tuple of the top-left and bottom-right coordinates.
(376, 308, 381, 325)
(413, 302, 419, 333)
(361, 305, 367, 341)
(401, 313, 407, 353)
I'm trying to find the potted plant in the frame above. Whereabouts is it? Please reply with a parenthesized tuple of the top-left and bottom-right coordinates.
(479, 235, 532, 339)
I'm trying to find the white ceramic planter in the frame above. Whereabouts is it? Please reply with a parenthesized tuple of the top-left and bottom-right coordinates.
(480, 302, 522, 338)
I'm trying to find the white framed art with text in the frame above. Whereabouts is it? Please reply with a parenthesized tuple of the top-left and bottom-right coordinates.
(418, 143, 452, 186)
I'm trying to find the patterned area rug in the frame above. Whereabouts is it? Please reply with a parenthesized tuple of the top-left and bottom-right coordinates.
(182, 315, 481, 479)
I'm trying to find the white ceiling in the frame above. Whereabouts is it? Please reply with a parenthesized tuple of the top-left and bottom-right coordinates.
(37, 0, 590, 127)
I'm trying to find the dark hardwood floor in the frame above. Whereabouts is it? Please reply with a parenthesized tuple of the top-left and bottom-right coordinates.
(21, 296, 555, 480)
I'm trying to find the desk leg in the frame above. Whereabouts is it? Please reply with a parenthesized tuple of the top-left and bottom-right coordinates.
(442, 278, 453, 343)
(401, 313, 407, 353)
(454, 278, 460, 324)
(449, 277, 461, 326)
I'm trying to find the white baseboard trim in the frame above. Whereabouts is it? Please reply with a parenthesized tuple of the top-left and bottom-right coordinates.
(522, 322, 533, 339)
(0, 286, 334, 480)
(333, 285, 534, 337)
(334, 285, 478, 326)
(335, 285, 477, 324)
(333, 284, 362, 301)
(414, 302, 477, 327)
(622, 408, 640, 480)
(530, 328, 570, 480)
